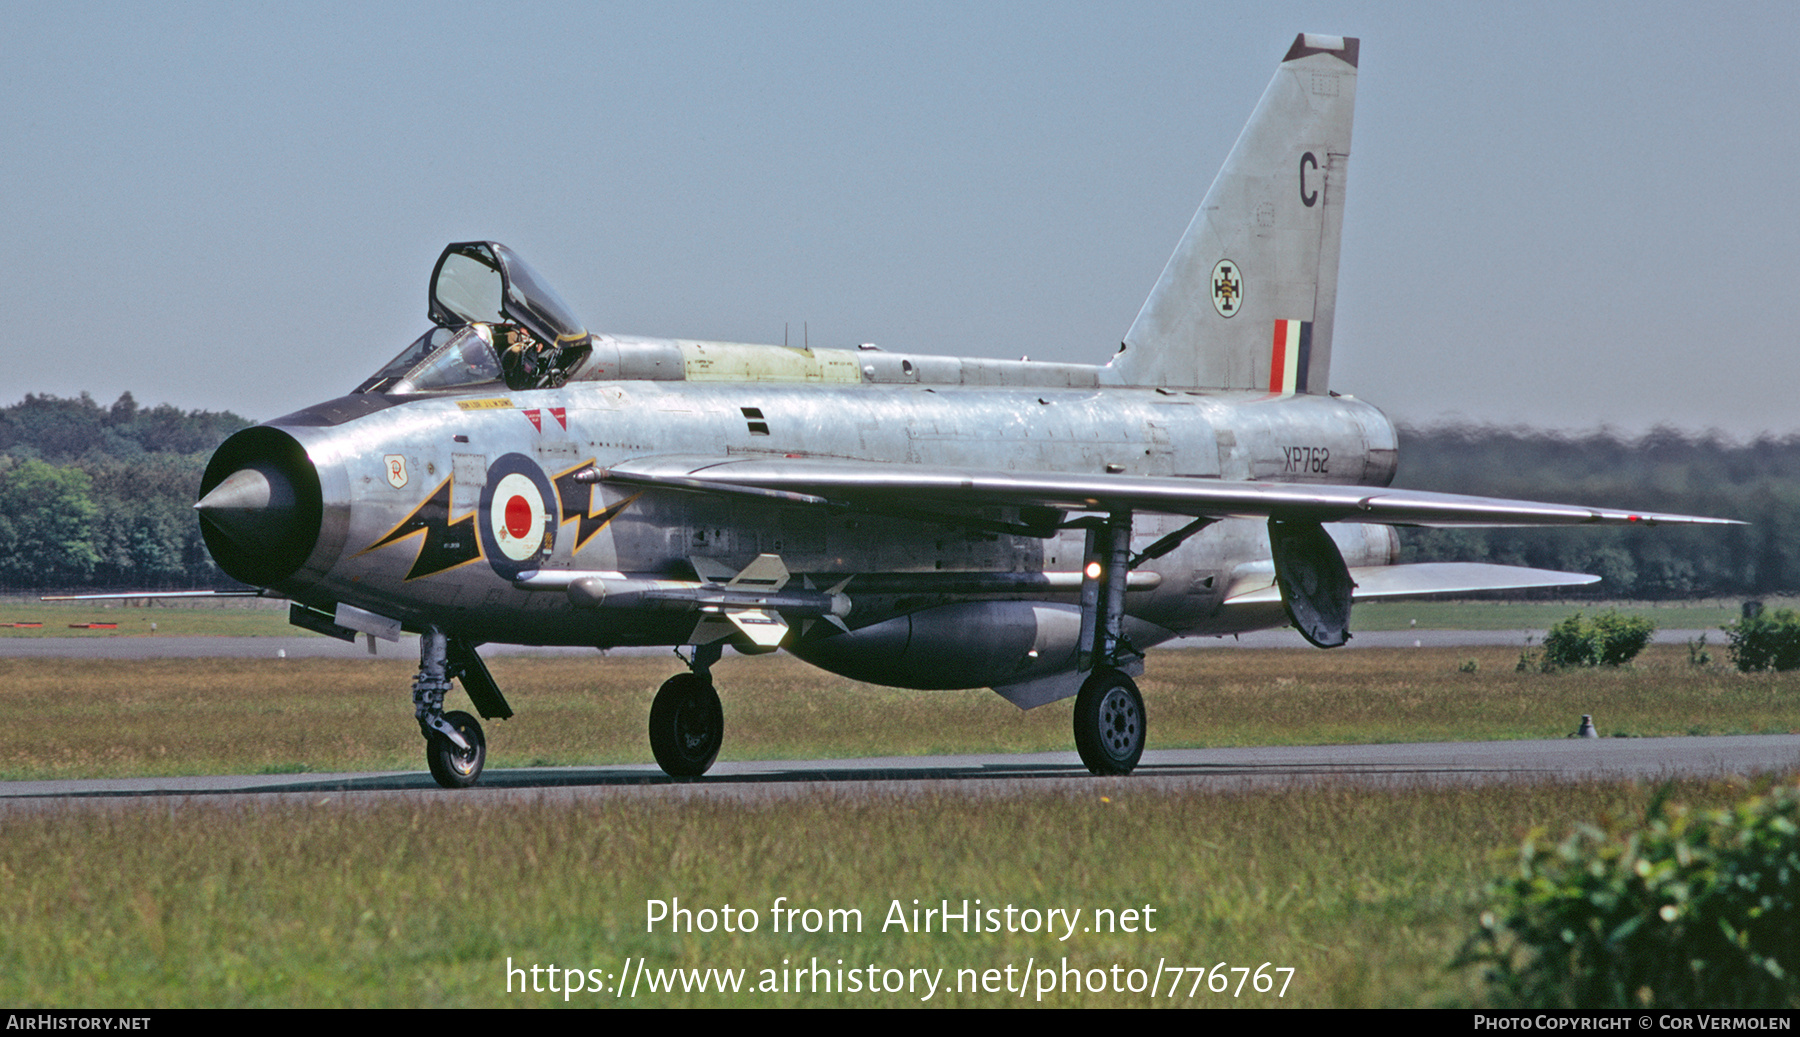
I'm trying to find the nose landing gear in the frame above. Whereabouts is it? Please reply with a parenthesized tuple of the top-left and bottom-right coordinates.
(413, 627, 511, 789)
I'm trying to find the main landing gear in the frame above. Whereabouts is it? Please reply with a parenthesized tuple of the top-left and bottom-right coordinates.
(650, 643, 724, 778)
(1072, 668, 1145, 776)
(1073, 510, 1150, 776)
(413, 627, 513, 789)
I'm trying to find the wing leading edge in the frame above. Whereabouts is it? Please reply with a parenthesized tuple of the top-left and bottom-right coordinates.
(588, 455, 1738, 529)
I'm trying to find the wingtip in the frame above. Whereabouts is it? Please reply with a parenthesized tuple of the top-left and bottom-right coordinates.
(1623, 513, 1746, 527)
(1285, 33, 1359, 68)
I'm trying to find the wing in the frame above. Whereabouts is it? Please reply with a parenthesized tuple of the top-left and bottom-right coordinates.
(585, 455, 1737, 529)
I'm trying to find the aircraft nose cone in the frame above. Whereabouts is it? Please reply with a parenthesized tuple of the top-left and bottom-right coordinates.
(195, 464, 300, 549)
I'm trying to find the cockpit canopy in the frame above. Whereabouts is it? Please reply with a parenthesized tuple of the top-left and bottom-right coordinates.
(355, 242, 592, 395)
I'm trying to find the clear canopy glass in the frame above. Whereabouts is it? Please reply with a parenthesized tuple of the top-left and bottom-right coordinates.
(354, 325, 502, 395)
(356, 242, 593, 394)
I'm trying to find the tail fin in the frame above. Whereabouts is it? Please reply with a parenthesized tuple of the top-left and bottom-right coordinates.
(1109, 34, 1358, 393)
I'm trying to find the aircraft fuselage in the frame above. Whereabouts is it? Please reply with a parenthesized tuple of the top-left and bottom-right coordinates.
(215, 351, 1400, 687)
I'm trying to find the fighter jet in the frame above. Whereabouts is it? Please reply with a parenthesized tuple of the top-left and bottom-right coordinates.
(189, 34, 1732, 786)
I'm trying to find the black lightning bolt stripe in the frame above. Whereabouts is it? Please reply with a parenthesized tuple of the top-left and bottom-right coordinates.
(554, 461, 640, 555)
(361, 477, 482, 580)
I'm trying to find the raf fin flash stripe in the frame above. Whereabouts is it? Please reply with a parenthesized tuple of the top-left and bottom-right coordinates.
(1269, 319, 1313, 395)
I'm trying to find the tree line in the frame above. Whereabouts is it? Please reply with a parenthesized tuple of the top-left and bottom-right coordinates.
(0, 391, 1789, 596)
(0, 393, 250, 591)
(1389, 424, 1793, 597)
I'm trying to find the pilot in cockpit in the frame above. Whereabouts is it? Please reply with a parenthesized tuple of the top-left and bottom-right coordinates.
(496, 323, 551, 390)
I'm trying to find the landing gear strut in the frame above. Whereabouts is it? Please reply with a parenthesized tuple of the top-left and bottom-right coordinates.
(1073, 510, 1148, 775)
(650, 643, 724, 778)
(413, 627, 510, 789)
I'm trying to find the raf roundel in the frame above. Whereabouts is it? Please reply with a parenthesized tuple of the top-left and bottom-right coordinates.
(492, 474, 545, 558)
(478, 453, 558, 580)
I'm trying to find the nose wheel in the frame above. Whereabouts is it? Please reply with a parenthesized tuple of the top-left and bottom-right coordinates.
(1073, 669, 1145, 775)
(426, 710, 486, 788)
(649, 673, 724, 777)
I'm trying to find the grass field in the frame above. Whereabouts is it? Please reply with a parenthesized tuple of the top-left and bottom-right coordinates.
(5, 632, 1798, 1007)
(0, 776, 1786, 1007)
(4, 595, 1791, 638)
(0, 597, 289, 638)
(4, 645, 1798, 781)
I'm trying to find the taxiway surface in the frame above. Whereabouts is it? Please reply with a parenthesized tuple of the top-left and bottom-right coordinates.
(2, 736, 1794, 811)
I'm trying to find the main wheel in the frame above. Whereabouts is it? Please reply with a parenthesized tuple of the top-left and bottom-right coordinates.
(426, 710, 486, 789)
(1073, 669, 1145, 775)
(649, 673, 724, 777)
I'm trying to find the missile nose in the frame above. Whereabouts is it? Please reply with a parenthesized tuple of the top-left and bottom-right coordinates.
(195, 464, 300, 549)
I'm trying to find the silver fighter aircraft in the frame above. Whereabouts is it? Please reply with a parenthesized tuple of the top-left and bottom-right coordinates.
(191, 34, 1732, 786)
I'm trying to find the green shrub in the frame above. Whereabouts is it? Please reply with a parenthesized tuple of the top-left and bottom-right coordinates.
(1458, 784, 1800, 1008)
(1540, 610, 1655, 669)
(1687, 634, 1713, 668)
(1724, 608, 1800, 672)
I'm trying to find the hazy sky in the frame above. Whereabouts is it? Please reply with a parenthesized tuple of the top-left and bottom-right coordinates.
(5, 1, 1795, 436)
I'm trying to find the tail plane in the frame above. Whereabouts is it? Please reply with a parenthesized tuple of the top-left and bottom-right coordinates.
(1110, 33, 1358, 393)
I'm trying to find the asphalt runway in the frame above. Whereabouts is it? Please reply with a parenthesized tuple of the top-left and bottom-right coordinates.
(2, 735, 1795, 811)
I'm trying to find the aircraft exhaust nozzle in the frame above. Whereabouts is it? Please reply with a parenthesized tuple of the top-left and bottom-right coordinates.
(194, 465, 300, 550)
